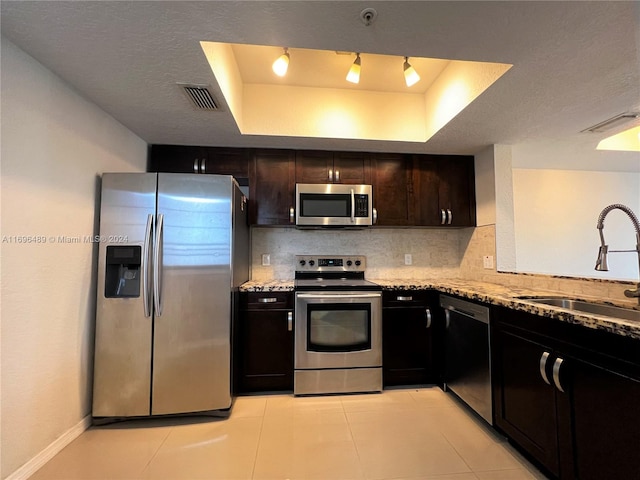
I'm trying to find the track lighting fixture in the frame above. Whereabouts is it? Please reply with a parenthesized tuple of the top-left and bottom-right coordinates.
(403, 56, 420, 87)
(272, 47, 290, 77)
(346, 53, 361, 84)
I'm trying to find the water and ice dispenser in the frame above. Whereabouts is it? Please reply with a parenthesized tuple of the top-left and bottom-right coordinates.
(104, 246, 142, 298)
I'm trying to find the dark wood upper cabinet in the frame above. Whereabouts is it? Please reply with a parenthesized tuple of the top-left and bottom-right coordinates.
(333, 151, 371, 184)
(149, 145, 475, 227)
(371, 153, 414, 226)
(413, 154, 476, 227)
(250, 149, 295, 226)
(295, 150, 371, 184)
(148, 145, 208, 173)
(295, 151, 334, 183)
(148, 145, 249, 181)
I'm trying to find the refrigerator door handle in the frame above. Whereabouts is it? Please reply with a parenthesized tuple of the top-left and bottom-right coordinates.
(143, 214, 154, 318)
(153, 213, 164, 316)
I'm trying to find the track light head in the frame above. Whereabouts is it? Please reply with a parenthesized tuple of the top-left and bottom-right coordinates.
(403, 56, 420, 87)
(272, 48, 290, 77)
(346, 53, 361, 84)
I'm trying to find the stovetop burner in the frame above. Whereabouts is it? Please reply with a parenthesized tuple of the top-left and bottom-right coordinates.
(294, 255, 381, 291)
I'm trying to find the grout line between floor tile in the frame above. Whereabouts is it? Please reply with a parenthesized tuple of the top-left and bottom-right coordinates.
(138, 425, 175, 477)
(250, 400, 267, 480)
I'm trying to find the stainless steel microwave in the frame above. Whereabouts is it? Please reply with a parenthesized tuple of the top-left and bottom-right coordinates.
(295, 183, 376, 227)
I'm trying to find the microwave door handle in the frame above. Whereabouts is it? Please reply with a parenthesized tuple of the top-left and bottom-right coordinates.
(351, 188, 355, 223)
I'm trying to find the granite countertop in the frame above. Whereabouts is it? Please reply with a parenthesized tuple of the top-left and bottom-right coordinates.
(240, 278, 640, 340)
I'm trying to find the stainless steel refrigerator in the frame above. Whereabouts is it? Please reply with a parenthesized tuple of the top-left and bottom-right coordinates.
(92, 173, 249, 418)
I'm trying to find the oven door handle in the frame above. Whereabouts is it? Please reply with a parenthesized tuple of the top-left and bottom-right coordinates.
(296, 293, 381, 299)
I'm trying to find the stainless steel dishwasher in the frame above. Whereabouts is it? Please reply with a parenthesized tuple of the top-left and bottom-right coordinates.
(440, 294, 492, 425)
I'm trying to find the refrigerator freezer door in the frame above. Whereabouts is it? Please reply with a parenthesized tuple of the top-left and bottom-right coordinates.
(93, 173, 157, 417)
(152, 174, 233, 414)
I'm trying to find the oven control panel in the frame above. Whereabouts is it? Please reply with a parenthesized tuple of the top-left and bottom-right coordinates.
(295, 255, 366, 272)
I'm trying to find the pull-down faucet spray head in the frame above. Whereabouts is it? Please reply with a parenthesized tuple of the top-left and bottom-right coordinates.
(595, 204, 640, 304)
(595, 244, 609, 271)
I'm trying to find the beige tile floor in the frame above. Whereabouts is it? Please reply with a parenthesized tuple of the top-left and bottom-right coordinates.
(30, 387, 549, 480)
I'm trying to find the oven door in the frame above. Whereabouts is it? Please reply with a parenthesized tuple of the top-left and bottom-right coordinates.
(295, 291, 382, 369)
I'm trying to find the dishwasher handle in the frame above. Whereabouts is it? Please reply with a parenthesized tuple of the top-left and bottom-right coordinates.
(440, 295, 490, 324)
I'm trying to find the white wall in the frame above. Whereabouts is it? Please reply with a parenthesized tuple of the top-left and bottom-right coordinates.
(0, 38, 147, 479)
(512, 168, 640, 280)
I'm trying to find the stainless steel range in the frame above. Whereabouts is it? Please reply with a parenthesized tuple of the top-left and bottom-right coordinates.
(294, 255, 382, 395)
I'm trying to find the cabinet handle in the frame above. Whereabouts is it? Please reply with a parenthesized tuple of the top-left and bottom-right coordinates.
(539, 351, 551, 385)
(200, 158, 206, 173)
(289, 207, 295, 224)
(441, 209, 447, 225)
(258, 297, 277, 303)
(396, 296, 413, 301)
(426, 308, 432, 328)
(287, 311, 293, 331)
(552, 357, 565, 393)
(335, 170, 340, 182)
(447, 209, 452, 225)
(445, 309, 450, 329)
(372, 208, 378, 225)
(328, 168, 333, 182)
(193, 158, 200, 173)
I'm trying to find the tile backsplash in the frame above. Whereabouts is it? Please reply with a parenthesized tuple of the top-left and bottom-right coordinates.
(250, 227, 464, 280)
(250, 224, 635, 304)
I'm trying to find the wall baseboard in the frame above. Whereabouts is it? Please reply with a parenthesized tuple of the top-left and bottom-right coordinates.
(5, 415, 92, 480)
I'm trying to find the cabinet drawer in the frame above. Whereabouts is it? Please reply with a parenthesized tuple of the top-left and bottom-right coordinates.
(383, 290, 431, 307)
(244, 292, 293, 309)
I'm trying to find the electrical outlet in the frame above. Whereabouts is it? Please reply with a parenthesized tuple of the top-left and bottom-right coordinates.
(261, 254, 271, 266)
(483, 255, 494, 269)
(404, 254, 412, 265)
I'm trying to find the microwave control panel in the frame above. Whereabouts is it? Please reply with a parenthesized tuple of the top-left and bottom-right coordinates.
(354, 195, 369, 217)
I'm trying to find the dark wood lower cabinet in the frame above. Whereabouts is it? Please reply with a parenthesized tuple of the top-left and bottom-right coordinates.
(492, 328, 560, 476)
(562, 355, 640, 480)
(234, 292, 294, 393)
(492, 306, 640, 479)
(382, 291, 435, 386)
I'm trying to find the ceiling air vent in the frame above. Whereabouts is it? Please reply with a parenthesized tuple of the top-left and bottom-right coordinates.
(582, 112, 639, 133)
(178, 83, 219, 110)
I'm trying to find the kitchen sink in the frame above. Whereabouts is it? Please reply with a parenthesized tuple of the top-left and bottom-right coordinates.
(519, 297, 640, 322)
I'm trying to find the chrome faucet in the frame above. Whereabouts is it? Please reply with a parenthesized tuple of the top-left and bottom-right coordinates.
(595, 204, 640, 304)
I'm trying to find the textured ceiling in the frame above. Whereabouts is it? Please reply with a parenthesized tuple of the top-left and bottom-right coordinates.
(1, 1, 639, 160)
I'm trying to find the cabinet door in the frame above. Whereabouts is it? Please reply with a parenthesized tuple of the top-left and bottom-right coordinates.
(561, 356, 640, 480)
(236, 309, 294, 393)
(412, 155, 441, 226)
(492, 328, 560, 476)
(250, 149, 295, 225)
(148, 145, 208, 173)
(372, 153, 413, 226)
(412, 155, 475, 227)
(148, 145, 249, 180)
(205, 147, 249, 180)
(235, 292, 294, 393)
(333, 151, 371, 184)
(295, 150, 334, 183)
(382, 293, 433, 386)
(438, 156, 475, 227)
